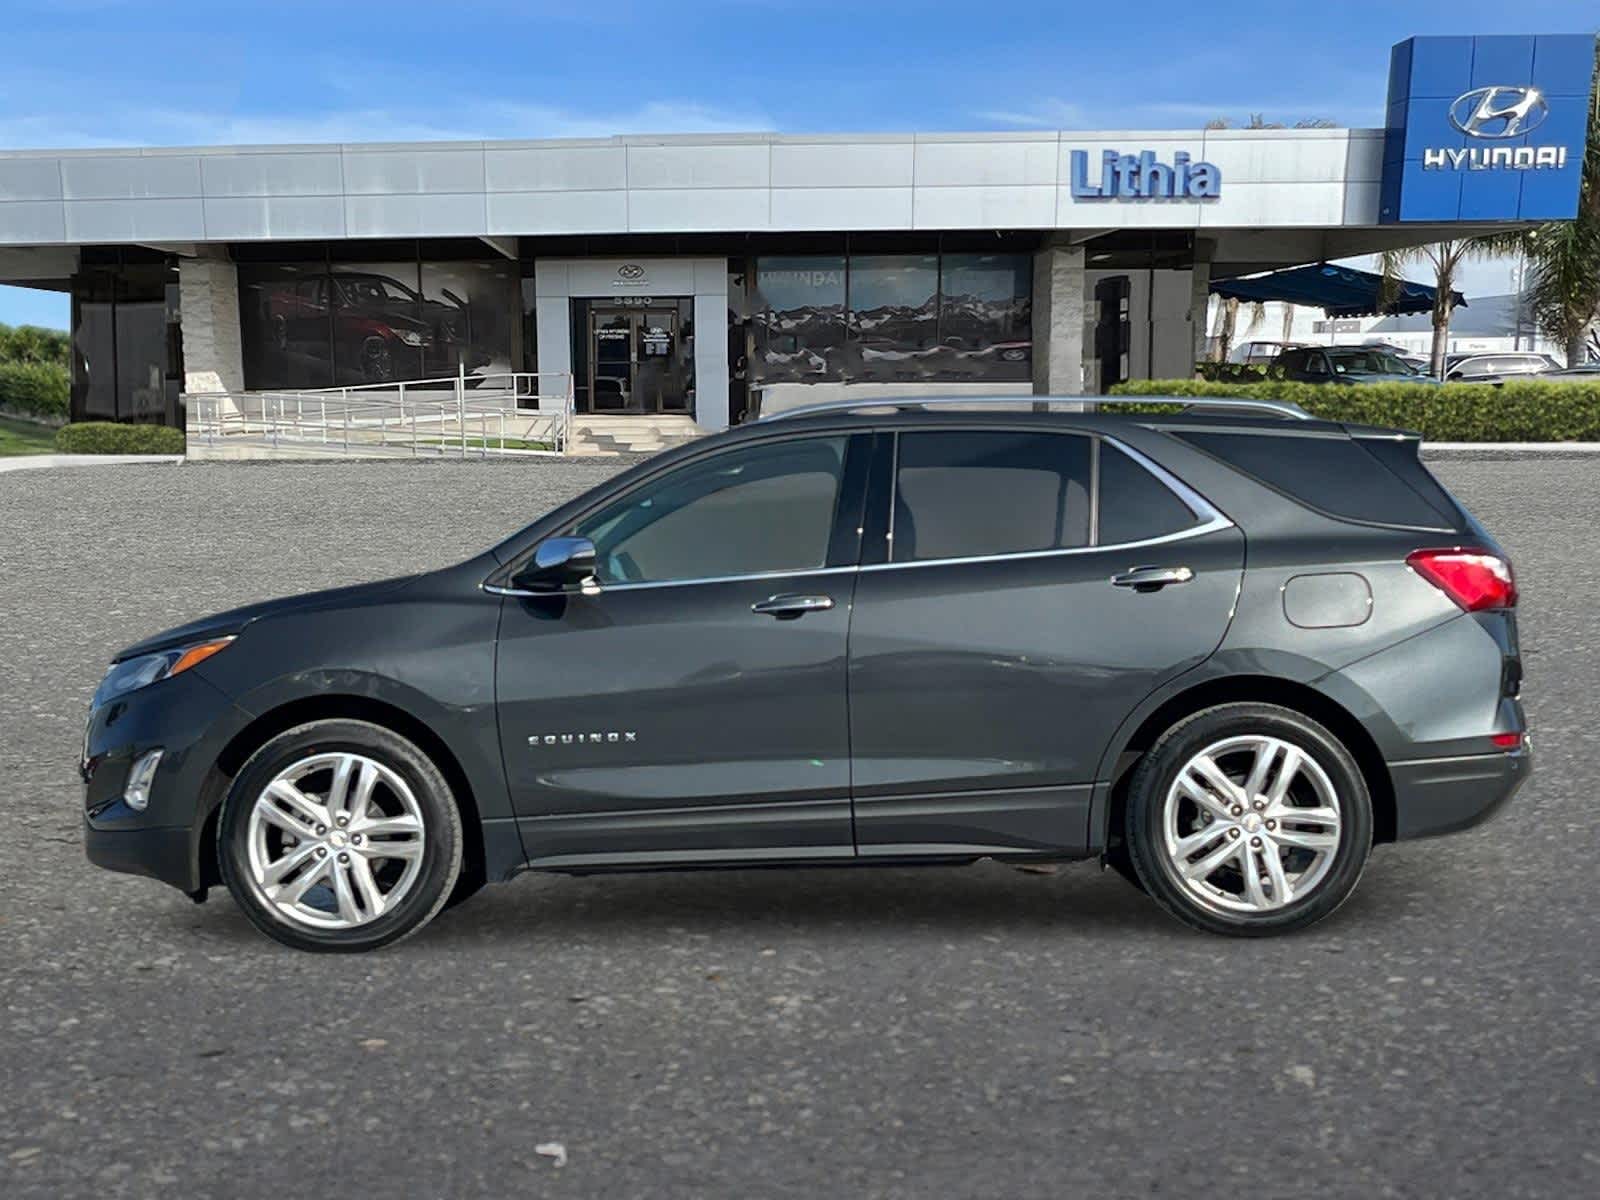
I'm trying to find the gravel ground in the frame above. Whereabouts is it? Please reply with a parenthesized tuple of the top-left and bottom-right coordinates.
(1, 457, 1596, 1198)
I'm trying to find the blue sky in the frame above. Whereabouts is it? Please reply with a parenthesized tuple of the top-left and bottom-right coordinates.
(3, 0, 1597, 329)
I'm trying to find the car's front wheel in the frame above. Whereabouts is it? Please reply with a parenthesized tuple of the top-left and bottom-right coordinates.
(1123, 703, 1373, 936)
(217, 720, 462, 952)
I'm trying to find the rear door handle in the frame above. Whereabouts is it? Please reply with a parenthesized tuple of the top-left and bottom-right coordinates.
(751, 593, 835, 619)
(1110, 565, 1194, 592)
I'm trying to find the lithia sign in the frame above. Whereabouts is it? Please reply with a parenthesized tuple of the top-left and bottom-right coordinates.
(1068, 149, 1222, 200)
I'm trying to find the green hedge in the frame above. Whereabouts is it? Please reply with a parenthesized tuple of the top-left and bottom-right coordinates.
(55, 422, 186, 455)
(1109, 378, 1600, 442)
(1195, 361, 1269, 382)
(0, 361, 70, 421)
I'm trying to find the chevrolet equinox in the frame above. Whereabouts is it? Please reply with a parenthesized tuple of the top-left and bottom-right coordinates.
(82, 397, 1529, 951)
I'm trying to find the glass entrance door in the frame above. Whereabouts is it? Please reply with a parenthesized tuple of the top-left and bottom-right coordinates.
(587, 306, 691, 414)
(590, 309, 636, 412)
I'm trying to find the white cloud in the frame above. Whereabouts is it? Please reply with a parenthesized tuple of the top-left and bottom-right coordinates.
(0, 97, 774, 150)
(970, 98, 1090, 129)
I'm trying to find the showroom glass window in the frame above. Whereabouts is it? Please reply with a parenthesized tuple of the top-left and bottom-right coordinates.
(70, 258, 182, 425)
(848, 254, 938, 382)
(574, 436, 849, 584)
(938, 254, 1032, 382)
(891, 431, 1090, 562)
(752, 257, 847, 384)
(238, 244, 518, 391)
(751, 249, 1030, 386)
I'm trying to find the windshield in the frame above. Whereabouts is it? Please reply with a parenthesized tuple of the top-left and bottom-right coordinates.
(1327, 349, 1413, 375)
(335, 275, 419, 307)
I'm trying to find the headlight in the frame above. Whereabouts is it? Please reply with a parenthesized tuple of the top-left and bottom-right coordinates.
(93, 637, 234, 707)
(396, 329, 427, 347)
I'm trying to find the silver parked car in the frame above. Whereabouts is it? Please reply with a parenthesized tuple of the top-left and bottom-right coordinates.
(1444, 352, 1561, 383)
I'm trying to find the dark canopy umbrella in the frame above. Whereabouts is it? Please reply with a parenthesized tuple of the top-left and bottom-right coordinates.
(1210, 263, 1466, 319)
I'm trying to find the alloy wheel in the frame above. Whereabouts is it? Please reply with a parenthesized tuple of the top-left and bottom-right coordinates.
(1161, 735, 1343, 914)
(243, 751, 426, 930)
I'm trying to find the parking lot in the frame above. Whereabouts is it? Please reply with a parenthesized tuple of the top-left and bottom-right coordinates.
(2, 455, 1597, 1198)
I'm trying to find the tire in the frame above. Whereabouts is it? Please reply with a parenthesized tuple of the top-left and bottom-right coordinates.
(1123, 703, 1373, 937)
(217, 720, 462, 953)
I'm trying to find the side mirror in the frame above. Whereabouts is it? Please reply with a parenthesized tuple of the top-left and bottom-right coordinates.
(513, 536, 597, 592)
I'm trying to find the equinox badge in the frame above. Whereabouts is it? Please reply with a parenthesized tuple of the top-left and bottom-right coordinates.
(528, 731, 637, 747)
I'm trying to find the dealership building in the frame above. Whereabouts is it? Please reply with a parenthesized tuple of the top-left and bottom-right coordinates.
(0, 34, 1592, 438)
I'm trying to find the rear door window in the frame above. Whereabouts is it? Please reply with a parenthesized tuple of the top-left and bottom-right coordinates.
(891, 431, 1091, 562)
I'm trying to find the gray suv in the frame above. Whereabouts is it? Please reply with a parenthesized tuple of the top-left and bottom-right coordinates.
(82, 397, 1528, 950)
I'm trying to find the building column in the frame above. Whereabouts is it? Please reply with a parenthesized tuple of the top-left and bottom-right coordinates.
(1032, 239, 1086, 395)
(1189, 239, 1215, 368)
(178, 257, 243, 394)
(691, 259, 730, 431)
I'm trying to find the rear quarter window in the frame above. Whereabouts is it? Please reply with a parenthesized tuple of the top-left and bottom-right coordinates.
(1171, 429, 1461, 529)
(1097, 443, 1201, 545)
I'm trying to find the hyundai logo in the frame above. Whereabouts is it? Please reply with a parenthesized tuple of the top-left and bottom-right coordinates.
(1448, 86, 1549, 139)
(617, 263, 646, 281)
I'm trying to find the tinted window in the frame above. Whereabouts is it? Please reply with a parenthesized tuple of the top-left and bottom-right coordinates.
(939, 253, 1032, 381)
(751, 251, 1032, 386)
(892, 431, 1090, 562)
(753, 256, 847, 383)
(1327, 349, 1411, 375)
(1097, 444, 1200, 545)
(575, 437, 848, 584)
(849, 254, 939, 382)
(1174, 430, 1462, 529)
(1492, 355, 1541, 375)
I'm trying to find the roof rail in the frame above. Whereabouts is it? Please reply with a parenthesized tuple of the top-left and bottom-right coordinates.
(758, 394, 1314, 423)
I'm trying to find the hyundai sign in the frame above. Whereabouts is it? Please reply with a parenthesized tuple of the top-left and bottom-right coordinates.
(1380, 35, 1596, 223)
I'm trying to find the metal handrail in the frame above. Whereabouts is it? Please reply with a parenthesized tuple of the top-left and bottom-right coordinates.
(184, 370, 577, 456)
(759, 394, 1314, 423)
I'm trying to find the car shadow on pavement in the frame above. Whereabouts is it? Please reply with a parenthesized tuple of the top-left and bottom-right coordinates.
(162, 856, 1401, 951)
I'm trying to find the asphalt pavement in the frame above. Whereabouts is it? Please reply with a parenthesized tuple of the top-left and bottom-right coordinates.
(1, 456, 1596, 1198)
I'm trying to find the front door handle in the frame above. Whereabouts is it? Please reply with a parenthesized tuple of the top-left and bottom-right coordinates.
(1110, 565, 1194, 593)
(751, 593, 835, 619)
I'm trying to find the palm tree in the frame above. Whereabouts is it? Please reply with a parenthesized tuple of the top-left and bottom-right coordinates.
(1209, 296, 1239, 362)
(1378, 240, 1503, 378)
(1502, 40, 1600, 366)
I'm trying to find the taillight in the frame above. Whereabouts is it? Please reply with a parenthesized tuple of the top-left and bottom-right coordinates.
(1406, 549, 1517, 611)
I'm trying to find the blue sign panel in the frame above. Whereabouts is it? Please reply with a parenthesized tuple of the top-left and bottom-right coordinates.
(1380, 35, 1596, 223)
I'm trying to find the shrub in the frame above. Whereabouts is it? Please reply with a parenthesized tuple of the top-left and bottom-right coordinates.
(1194, 361, 1269, 382)
(55, 422, 186, 455)
(0, 322, 70, 368)
(0, 361, 70, 421)
(1109, 378, 1600, 442)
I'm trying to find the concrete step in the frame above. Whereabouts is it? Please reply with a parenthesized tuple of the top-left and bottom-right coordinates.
(569, 415, 705, 456)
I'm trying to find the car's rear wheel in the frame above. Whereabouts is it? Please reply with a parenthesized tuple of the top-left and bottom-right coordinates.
(1123, 703, 1373, 936)
(217, 720, 461, 952)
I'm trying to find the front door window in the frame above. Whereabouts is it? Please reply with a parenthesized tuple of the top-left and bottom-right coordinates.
(575, 436, 849, 584)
